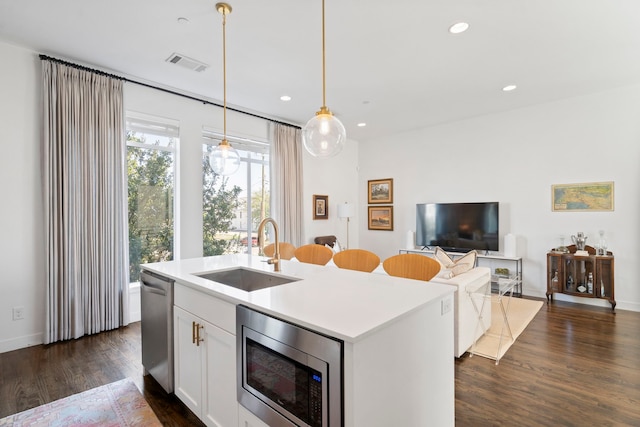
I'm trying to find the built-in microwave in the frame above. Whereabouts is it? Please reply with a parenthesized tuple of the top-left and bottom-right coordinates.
(236, 304, 343, 427)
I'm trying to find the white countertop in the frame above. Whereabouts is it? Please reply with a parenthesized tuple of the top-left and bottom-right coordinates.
(142, 254, 455, 342)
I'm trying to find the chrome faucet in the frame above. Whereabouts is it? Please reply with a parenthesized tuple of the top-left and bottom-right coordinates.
(257, 217, 281, 272)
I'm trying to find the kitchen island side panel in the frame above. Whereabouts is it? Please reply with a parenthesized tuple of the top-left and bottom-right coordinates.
(345, 294, 455, 427)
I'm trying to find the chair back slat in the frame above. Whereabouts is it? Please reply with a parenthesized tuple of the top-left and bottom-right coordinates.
(263, 242, 297, 260)
(294, 244, 334, 265)
(333, 249, 380, 273)
(382, 253, 441, 281)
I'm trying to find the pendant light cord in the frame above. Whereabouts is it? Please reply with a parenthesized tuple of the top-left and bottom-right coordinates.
(222, 8, 228, 140)
(321, 0, 327, 109)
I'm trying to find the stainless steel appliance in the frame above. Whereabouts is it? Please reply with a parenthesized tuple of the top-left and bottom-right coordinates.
(237, 305, 343, 427)
(140, 270, 174, 393)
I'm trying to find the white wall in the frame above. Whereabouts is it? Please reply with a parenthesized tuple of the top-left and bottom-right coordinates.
(358, 85, 640, 311)
(0, 42, 44, 352)
(302, 139, 360, 248)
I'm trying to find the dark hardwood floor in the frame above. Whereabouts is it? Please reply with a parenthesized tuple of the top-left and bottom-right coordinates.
(456, 299, 640, 426)
(0, 299, 638, 426)
(0, 322, 203, 427)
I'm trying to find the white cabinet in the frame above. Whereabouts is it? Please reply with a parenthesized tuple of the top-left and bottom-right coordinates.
(202, 319, 237, 427)
(174, 306, 204, 415)
(174, 284, 238, 427)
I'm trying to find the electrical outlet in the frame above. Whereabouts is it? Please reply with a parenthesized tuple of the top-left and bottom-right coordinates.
(441, 298, 452, 315)
(12, 306, 24, 321)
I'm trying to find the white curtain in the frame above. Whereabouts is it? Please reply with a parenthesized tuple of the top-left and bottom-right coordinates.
(271, 123, 304, 246)
(42, 59, 129, 344)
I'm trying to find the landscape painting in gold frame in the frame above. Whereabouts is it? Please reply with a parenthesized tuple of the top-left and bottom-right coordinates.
(368, 206, 393, 231)
(313, 194, 329, 220)
(551, 181, 614, 212)
(368, 178, 393, 204)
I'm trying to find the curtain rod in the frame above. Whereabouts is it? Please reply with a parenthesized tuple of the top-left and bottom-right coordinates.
(39, 54, 302, 130)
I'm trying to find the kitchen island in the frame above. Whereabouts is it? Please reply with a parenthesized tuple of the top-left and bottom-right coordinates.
(142, 254, 455, 427)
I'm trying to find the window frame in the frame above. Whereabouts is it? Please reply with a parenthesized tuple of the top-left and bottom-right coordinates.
(126, 112, 180, 281)
(202, 129, 270, 254)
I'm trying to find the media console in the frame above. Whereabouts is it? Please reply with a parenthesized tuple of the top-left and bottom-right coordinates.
(399, 248, 523, 296)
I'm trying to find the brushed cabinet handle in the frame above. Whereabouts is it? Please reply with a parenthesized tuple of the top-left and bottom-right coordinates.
(192, 321, 197, 344)
(196, 323, 204, 346)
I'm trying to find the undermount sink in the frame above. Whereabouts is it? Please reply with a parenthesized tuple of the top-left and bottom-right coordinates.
(195, 267, 299, 292)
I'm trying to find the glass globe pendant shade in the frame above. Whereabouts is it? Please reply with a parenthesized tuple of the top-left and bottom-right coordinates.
(209, 140, 241, 176)
(302, 108, 346, 158)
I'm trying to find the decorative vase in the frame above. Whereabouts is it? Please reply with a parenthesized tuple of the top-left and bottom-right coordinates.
(597, 230, 607, 256)
(556, 237, 569, 253)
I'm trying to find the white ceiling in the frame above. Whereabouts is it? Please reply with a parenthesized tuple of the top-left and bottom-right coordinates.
(1, 0, 640, 141)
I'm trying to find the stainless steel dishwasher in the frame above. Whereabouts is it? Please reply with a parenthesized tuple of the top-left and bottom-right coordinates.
(140, 270, 174, 393)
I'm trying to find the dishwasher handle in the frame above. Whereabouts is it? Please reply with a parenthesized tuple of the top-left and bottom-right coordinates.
(140, 271, 173, 296)
(141, 280, 167, 296)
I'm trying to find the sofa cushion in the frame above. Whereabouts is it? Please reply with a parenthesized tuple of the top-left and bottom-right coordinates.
(434, 247, 477, 278)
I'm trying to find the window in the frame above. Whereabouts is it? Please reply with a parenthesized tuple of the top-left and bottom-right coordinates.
(202, 131, 269, 255)
(126, 114, 178, 281)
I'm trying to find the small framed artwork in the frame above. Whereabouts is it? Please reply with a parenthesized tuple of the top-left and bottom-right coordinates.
(368, 205, 393, 231)
(368, 178, 393, 204)
(551, 181, 614, 212)
(313, 195, 329, 220)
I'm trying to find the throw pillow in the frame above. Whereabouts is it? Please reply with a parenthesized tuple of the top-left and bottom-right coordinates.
(433, 247, 477, 278)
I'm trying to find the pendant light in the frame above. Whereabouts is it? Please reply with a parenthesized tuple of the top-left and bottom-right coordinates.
(302, 0, 346, 158)
(209, 2, 241, 176)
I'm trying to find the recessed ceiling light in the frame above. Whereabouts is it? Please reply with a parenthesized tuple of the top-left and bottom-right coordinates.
(449, 22, 469, 34)
(177, 17, 190, 25)
(280, 95, 291, 101)
(502, 85, 517, 92)
(357, 123, 366, 127)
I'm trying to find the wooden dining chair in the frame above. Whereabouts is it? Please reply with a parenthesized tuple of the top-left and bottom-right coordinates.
(263, 242, 297, 260)
(333, 249, 381, 273)
(294, 244, 334, 265)
(382, 253, 441, 281)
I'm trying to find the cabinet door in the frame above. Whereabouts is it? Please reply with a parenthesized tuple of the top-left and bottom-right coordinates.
(596, 257, 614, 299)
(201, 321, 238, 427)
(564, 255, 595, 295)
(547, 253, 563, 293)
(174, 306, 204, 417)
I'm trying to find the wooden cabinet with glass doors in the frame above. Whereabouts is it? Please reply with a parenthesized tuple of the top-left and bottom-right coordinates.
(546, 245, 615, 310)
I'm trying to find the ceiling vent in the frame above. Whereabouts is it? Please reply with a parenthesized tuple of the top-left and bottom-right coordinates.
(166, 53, 208, 72)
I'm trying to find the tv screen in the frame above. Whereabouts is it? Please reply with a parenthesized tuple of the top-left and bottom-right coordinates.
(416, 202, 499, 253)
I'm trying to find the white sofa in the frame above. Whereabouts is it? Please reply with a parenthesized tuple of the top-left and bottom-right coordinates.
(430, 267, 492, 357)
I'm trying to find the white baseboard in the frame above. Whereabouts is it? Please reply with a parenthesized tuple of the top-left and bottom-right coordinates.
(0, 332, 43, 354)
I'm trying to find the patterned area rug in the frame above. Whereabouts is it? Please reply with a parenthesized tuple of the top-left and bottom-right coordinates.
(471, 295, 543, 362)
(0, 378, 162, 427)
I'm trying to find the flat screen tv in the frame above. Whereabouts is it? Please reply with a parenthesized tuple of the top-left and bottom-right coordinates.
(416, 202, 499, 253)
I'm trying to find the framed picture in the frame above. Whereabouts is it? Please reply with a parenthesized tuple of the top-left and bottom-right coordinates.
(551, 181, 614, 212)
(313, 195, 329, 220)
(368, 178, 393, 204)
(368, 205, 393, 231)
